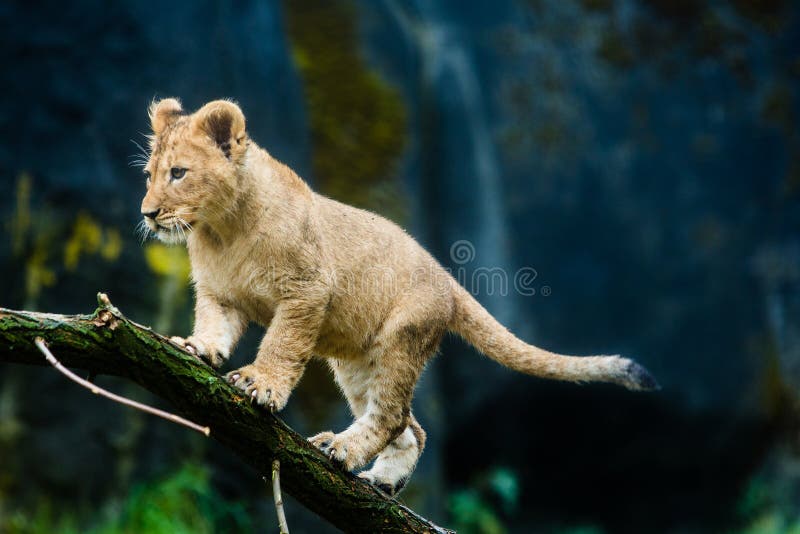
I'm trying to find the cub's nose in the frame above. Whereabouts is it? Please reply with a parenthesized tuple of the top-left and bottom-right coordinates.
(142, 208, 160, 220)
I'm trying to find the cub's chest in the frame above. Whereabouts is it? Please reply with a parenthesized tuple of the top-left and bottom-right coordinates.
(191, 245, 276, 304)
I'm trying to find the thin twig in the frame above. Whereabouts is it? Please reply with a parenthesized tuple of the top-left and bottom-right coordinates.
(34, 337, 211, 437)
(273, 459, 290, 534)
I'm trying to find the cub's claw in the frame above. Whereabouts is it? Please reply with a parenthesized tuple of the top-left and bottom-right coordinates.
(170, 336, 226, 368)
(170, 336, 200, 360)
(224, 365, 288, 412)
(308, 431, 349, 466)
(244, 388, 277, 412)
(247, 387, 275, 411)
(357, 472, 409, 497)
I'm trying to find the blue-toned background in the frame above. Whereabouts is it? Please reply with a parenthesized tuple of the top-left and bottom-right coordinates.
(1, 1, 798, 532)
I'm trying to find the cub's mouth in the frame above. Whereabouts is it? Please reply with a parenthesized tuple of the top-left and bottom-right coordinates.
(143, 218, 193, 244)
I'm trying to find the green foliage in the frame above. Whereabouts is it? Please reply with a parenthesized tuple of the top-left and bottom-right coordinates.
(448, 466, 520, 534)
(557, 528, 604, 534)
(6, 174, 125, 309)
(735, 511, 800, 534)
(63, 212, 122, 271)
(2, 464, 252, 534)
(735, 471, 800, 534)
(3, 500, 79, 534)
(448, 467, 609, 534)
(10, 172, 32, 257)
(143, 242, 192, 332)
(449, 489, 506, 534)
(487, 467, 519, 514)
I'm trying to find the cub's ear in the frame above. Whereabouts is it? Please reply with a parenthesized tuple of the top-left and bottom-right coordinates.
(148, 98, 183, 135)
(191, 100, 246, 160)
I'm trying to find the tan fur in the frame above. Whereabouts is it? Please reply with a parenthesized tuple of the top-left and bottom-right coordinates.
(140, 98, 658, 494)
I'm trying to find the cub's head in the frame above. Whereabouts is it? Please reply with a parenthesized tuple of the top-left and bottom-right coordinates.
(139, 98, 248, 244)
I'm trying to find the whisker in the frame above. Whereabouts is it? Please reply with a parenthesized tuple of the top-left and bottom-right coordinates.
(178, 217, 193, 239)
(135, 219, 151, 245)
(130, 139, 151, 159)
(174, 209, 196, 230)
(129, 139, 152, 172)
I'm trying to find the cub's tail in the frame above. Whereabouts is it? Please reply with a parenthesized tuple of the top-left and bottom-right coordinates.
(448, 280, 659, 391)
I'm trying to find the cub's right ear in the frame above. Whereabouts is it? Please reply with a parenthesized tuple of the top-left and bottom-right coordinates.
(149, 98, 183, 135)
(191, 100, 247, 160)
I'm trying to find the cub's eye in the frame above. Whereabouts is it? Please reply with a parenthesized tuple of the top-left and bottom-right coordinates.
(143, 170, 151, 187)
(170, 167, 187, 181)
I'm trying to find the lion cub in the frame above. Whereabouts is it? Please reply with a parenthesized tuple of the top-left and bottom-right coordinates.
(140, 98, 658, 495)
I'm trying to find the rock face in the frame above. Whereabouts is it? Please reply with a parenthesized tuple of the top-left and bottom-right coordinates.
(1, 0, 799, 532)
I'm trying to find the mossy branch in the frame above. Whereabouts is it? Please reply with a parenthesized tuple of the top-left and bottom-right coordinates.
(0, 294, 453, 534)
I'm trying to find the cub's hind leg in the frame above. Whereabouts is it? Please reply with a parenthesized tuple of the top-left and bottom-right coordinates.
(307, 357, 369, 447)
(330, 356, 371, 418)
(309, 317, 443, 473)
(320, 358, 426, 495)
(358, 414, 426, 496)
(309, 348, 418, 471)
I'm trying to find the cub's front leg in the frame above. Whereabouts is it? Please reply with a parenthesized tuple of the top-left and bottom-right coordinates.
(171, 290, 246, 368)
(225, 297, 323, 412)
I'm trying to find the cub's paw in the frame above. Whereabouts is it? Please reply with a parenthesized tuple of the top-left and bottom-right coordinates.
(170, 336, 226, 368)
(309, 431, 351, 467)
(225, 365, 289, 412)
(358, 472, 408, 498)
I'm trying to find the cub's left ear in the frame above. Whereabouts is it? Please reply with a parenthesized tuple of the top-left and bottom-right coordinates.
(192, 100, 247, 160)
(149, 98, 184, 135)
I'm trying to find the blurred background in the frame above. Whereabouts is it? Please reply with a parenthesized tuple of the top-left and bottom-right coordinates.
(1, 0, 799, 532)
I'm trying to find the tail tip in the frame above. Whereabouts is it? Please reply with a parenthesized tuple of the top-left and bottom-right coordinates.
(623, 360, 661, 392)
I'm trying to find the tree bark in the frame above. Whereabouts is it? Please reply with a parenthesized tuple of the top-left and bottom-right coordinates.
(0, 294, 453, 534)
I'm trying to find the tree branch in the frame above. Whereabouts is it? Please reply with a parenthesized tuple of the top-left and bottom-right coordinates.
(0, 294, 453, 534)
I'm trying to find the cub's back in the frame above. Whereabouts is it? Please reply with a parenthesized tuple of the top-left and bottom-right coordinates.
(312, 194, 451, 349)
(314, 194, 444, 291)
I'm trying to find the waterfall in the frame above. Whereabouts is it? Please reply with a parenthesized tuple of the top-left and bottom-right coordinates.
(384, 0, 516, 327)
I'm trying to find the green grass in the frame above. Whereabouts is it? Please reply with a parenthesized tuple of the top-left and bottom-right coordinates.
(2, 464, 252, 534)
